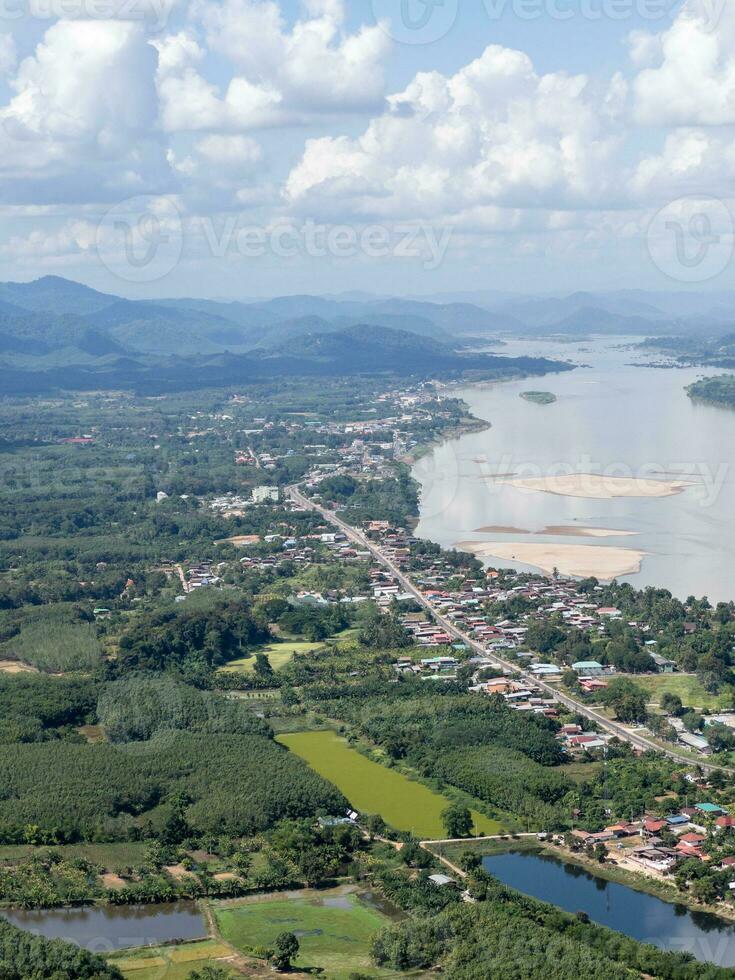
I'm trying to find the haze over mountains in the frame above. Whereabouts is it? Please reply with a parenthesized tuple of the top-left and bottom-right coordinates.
(0, 275, 732, 394)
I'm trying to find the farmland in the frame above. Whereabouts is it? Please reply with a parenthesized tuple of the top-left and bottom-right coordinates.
(278, 730, 505, 838)
(108, 939, 236, 979)
(221, 640, 324, 673)
(630, 673, 732, 710)
(214, 888, 403, 979)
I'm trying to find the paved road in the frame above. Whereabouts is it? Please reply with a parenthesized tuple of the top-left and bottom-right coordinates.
(288, 485, 729, 774)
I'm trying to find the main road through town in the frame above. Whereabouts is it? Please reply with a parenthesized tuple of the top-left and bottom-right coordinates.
(288, 485, 730, 775)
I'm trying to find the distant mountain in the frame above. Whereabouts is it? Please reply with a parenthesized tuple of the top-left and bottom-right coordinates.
(331, 313, 451, 343)
(156, 297, 279, 330)
(265, 322, 451, 362)
(0, 307, 126, 358)
(88, 300, 255, 355)
(540, 306, 664, 336)
(0, 276, 117, 315)
(0, 322, 572, 395)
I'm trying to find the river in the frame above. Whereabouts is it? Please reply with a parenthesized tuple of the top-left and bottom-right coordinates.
(484, 850, 735, 966)
(413, 337, 735, 601)
(2, 900, 206, 952)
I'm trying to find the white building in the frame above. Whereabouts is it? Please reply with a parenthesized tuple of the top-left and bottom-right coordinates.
(252, 486, 280, 503)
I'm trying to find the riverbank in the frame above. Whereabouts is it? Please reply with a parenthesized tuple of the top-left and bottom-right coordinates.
(398, 415, 490, 465)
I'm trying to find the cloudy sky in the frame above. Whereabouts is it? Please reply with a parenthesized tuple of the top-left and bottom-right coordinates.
(0, 0, 732, 298)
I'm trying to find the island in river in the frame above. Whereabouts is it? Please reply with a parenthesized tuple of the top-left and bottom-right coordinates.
(520, 390, 557, 404)
(500, 472, 693, 499)
(687, 374, 735, 409)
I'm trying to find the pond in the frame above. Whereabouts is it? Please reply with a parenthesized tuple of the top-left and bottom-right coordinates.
(483, 850, 735, 967)
(2, 900, 206, 953)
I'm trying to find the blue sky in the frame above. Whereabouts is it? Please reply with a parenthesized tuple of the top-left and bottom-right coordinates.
(0, 0, 732, 298)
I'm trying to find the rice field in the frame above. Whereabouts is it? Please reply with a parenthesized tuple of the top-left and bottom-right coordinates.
(278, 730, 505, 839)
(214, 889, 401, 979)
(108, 939, 235, 979)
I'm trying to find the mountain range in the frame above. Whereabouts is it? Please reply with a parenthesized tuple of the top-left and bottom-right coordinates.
(0, 275, 731, 394)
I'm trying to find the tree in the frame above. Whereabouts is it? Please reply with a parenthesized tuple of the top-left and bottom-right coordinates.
(601, 678, 647, 723)
(254, 653, 275, 681)
(271, 931, 300, 971)
(187, 967, 231, 980)
(442, 803, 473, 839)
(660, 692, 683, 716)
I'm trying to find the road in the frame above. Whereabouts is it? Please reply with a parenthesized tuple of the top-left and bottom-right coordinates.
(288, 484, 728, 774)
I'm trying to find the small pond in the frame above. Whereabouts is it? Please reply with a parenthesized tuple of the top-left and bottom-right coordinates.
(3, 900, 206, 953)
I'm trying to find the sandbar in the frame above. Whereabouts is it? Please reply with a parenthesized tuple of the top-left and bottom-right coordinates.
(474, 524, 637, 538)
(500, 473, 692, 499)
(457, 540, 646, 580)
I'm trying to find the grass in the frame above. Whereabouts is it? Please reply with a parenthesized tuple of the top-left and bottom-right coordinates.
(630, 673, 731, 710)
(278, 730, 505, 839)
(0, 842, 147, 870)
(220, 640, 324, 674)
(434, 835, 542, 863)
(108, 939, 235, 979)
(559, 761, 602, 785)
(213, 890, 400, 979)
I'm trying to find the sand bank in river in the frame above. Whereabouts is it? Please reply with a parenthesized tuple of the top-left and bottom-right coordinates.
(500, 473, 693, 499)
(457, 541, 646, 580)
(475, 524, 637, 538)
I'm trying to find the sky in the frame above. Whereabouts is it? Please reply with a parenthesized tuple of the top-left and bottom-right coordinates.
(0, 0, 733, 299)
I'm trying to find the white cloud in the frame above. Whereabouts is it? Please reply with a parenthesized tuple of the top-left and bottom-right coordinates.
(4, 21, 157, 144)
(0, 20, 171, 204)
(633, 128, 735, 199)
(633, 1, 735, 126)
(285, 44, 621, 222)
(161, 0, 391, 131)
(0, 34, 15, 76)
(196, 133, 261, 167)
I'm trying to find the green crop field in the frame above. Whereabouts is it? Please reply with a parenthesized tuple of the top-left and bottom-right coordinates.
(221, 640, 324, 673)
(0, 841, 147, 869)
(214, 889, 400, 979)
(630, 673, 731, 710)
(108, 939, 235, 979)
(278, 730, 504, 838)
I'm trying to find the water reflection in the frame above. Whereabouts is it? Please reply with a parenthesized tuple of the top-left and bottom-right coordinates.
(484, 850, 735, 965)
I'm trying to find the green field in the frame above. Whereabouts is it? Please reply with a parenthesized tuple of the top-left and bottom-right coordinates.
(214, 890, 399, 979)
(278, 730, 504, 838)
(108, 939, 235, 979)
(631, 673, 731, 710)
(221, 640, 324, 673)
(0, 841, 146, 869)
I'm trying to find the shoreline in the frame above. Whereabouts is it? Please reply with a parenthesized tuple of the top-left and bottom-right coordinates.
(432, 837, 735, 924)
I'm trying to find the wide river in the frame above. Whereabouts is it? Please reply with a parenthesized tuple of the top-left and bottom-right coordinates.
(484, 850, 735, 966)
(414, 337, 735, 601)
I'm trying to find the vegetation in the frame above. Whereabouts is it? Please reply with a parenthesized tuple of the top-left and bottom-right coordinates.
(0, 915, 123, 978)
(519, 390, 557, 404)
(0, 733, 346, 843)
(688, 374, 735, 407)
(108, 940, 235, 980)
(214, 890, 397, 980)
(278, 730, 503, 838)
